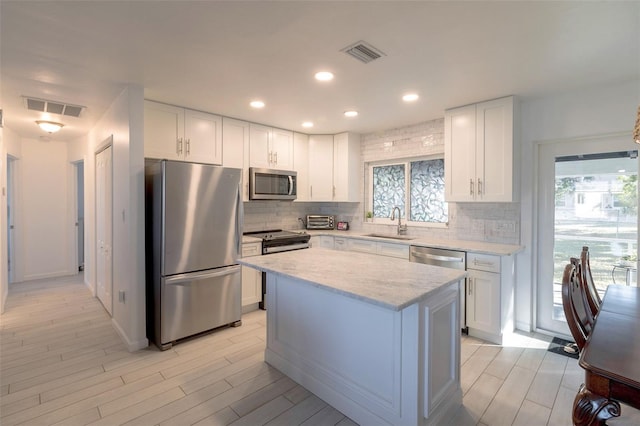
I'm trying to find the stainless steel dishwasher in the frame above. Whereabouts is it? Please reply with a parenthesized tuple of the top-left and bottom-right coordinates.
(409, 246, 467, 332)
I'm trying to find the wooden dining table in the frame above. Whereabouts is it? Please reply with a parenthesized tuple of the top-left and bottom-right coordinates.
(573, 285, 640, 426)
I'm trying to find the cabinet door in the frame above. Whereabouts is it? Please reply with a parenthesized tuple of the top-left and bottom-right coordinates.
(444, 104, 477, 202)
(293, 132, 309, 201)
(318, 235, 334, 249)
(377, 242, 409, 259)
(144, 101, 183, 160)
(466, 269, 500, 335)
(333, 132, 360, 202)
(249, 124, 272, 168)
(184, 109, 222, 164)
(223, 118, 250, 201)
(241, 242, 262, 307)
(308, 135, 334, 201)
(476, 97, 513, 202)
(271, 129, 294, 169)
(347, 238, 377, 254)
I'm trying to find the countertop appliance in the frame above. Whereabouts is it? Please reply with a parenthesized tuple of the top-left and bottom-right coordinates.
(243, 229, 310, 309)
(305, 215, 335, 230)
(249, 167, 297, 200)
(409, 246, 467, 332)
(145, 159, 243, 350)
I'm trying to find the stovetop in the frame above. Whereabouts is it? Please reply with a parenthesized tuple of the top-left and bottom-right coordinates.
(243, 229, 309, 241)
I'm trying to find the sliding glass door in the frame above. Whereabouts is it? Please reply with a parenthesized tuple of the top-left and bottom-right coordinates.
(537, 135, 638, 335)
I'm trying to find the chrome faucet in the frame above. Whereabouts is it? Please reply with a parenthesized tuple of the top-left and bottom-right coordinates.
(390, 207, 407, 235)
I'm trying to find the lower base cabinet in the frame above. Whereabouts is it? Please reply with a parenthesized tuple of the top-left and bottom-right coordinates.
(465, 252, 514, 344)
(241, 242, 262, 311)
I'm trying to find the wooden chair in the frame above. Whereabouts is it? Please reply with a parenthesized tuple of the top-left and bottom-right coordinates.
(562, 258, 596, 350)
(580, 246, 602, 317)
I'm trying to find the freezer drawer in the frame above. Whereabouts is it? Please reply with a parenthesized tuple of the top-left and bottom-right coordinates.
(158, 265, 241, 349)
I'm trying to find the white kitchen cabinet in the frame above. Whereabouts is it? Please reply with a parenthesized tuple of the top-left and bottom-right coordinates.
(144, 100, 222, 165)
(249, 124, 294, 170)
(307, 132, 360, 202)
(222, 117, 250, 201)
(444, 96, 517, 202)
(333, 132, 360, 202)
(293, 132, 309, 201)
(333, 236, 348, 251)
(241, 241, 262, 311)
(310, 235, 335, 249)
(347, 238, 409, 259)
(308, 135, 334, 201)
(465, 252, 514, 344)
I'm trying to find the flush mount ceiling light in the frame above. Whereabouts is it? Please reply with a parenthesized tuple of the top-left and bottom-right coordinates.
(402, 93, 419, 102)
(36, 120, 64, 133)
(250, 100, 265, 109)
(344, 110, 358, 118)
(314, 71, 334, 81)
(302, 121, 314, 128)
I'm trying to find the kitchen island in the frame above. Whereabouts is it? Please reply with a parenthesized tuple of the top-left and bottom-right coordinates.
(239, 247, 467, 426)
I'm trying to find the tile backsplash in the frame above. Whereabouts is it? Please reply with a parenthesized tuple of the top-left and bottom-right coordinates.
(243, 117, 520, 245)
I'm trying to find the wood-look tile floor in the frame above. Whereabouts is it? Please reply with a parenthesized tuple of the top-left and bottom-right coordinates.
(2, 275, 640, 426)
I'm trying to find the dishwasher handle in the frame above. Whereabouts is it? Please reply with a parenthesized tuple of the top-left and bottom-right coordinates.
(411, 252, 465, 264)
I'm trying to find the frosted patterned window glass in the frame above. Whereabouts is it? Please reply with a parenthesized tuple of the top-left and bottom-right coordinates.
(410, 159, 448, 223)
(373, 164, 405, 218)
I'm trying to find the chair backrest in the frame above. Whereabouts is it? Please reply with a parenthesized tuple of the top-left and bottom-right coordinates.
(580, 246, 602, 317)
(562, 258, 595, 350)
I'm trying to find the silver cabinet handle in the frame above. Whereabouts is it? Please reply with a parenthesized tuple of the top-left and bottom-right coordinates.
(468, 278, 473, 295)
(274, 151, 278, 164)
(470, 179, 474, 195)
(177, 137, 183, 155)
(477, 178, 482, 195)
(186, 138, 190, 156)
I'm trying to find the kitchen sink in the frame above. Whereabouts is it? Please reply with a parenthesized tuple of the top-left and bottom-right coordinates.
(364, 233, 416, 241)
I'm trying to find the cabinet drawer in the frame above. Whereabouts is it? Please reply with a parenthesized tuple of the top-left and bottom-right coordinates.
(467, 252, 500, 273)
(242, 242, 262, 258)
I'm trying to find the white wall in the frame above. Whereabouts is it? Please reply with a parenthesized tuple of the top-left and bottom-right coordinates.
(85, 84, 147, 351)
(19, 138, 75, 280)
(518, 79, 640, 332)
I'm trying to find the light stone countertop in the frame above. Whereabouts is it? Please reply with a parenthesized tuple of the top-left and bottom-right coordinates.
(304, 230, 523, 256)
(238, 247, 467, 311)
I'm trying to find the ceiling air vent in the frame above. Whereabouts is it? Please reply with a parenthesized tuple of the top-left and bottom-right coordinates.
(23, 96, 85, 118)
(341, 40, 386, 64)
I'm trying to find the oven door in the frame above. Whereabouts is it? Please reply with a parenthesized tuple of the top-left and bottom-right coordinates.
(249, 168, 297, 200)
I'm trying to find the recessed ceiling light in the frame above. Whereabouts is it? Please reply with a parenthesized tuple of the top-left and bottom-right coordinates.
(250, 100, 265, 108)
(315, 71, 334, 81)
(402, 93, 419, 102)
(344, 110, 358, 118)
(302, 121, 314, 128)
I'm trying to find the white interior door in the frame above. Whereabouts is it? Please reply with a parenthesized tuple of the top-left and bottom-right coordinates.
(6, 156, 16, 283)
(536, 134, 638, 335)
(96, 146, 113, 315)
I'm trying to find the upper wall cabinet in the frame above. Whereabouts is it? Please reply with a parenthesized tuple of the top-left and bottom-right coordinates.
(444, 96, 518, 202)
(222, 117, 250, 201)
(249, 124, 294, 170)
(293, 132, 310, 201)
(144, 100, 222, 165)
(307, 132, 360, 202)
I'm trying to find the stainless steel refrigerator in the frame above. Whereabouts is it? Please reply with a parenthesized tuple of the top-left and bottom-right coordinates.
(145, 159, 243, 350)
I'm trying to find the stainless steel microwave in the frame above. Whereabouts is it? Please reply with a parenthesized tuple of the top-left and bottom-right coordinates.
(249, 167, 297, 200)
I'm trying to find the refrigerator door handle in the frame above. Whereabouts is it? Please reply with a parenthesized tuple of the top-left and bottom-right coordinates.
(236, 183, 244, 256)
(165, 265, 241, 285)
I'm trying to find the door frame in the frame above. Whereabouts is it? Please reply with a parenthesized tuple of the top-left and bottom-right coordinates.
(70, 160, 84, 275)
(6, 154, 19, 284)
(533, 131, 638, 336)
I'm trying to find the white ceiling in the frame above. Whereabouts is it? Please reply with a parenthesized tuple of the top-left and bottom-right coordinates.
(1, 1, 639, 142)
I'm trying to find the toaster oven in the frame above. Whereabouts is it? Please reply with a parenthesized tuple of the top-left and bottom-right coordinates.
(306, 215, 335, 230)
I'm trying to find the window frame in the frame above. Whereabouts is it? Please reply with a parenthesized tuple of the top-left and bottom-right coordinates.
(367, 154, 449, 228)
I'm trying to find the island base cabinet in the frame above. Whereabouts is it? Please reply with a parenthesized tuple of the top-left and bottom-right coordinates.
(264, 274, 462, 426)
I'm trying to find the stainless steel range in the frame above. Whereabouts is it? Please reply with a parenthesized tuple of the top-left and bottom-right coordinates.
(243, 229, 310, 309)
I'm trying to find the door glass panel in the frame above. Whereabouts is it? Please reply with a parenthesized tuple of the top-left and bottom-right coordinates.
(551, 151, 638, 322)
